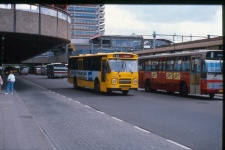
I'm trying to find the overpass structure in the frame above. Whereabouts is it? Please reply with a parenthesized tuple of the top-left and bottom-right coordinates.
(135, 36, 223, 56)
(0, 4, 71, 65)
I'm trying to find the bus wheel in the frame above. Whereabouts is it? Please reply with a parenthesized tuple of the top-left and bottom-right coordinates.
(94, 79, 100, 94)
(107, 89, 112, 94)
(209, 93, 215, 99)
(145, 80, 151, 92)
(122, 90, 129, 95)
(179, 82, 188, 96)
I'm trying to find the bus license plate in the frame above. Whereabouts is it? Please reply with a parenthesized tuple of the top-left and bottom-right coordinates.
(121, 88, 129, 90)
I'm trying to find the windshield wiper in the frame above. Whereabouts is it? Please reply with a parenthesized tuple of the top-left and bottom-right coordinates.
(118, 62, 123, 74)
(127, 68, 133, 74)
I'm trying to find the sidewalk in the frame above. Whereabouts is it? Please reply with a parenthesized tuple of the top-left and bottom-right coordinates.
(0, 76, 188, 150)
(0, 90, 54, 150)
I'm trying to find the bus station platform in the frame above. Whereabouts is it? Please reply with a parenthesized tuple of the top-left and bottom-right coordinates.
(0, 86, 54, 150)
(1, 75, 222, 150)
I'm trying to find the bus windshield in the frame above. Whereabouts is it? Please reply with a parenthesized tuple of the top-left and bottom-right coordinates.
(108, 59, 138, 73)
(205, 59, 223, 73)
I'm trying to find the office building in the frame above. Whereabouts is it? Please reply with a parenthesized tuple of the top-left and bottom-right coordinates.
(68, 4, 105, 44)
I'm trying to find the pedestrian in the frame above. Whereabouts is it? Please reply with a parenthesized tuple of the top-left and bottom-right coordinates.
(5, 70, 15, 94)
(0, 74, 3, 93)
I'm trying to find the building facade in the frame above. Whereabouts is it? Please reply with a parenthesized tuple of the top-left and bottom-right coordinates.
(68, 5, 105, 44)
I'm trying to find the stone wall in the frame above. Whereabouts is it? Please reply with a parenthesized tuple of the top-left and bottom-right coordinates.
(0, 9, 14, 32)
(0, 8, 70, 40)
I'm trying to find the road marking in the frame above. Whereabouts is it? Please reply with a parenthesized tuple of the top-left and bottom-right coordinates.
(134, 126, 150, 133)
(167, 140, 191, 150)
(112, 117, 123, 122)
(75, 101, 80, 104)
(96, 111, 105, 114)
(62, 95, 65, 98)
(68, 98, 73, 100)
(84, 105, 91, 108)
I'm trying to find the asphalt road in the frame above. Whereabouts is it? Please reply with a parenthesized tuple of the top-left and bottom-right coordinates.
(15, 74, 223, 150)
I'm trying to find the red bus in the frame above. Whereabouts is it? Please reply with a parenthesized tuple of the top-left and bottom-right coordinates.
(138, 50, 223, 99)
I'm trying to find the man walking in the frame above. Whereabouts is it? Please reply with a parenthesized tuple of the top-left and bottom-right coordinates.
(5, 70, 15, 94)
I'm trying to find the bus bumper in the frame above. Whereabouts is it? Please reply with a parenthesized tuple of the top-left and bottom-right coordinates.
(202, 89, 223, 94)
(107, 88, 138, 92)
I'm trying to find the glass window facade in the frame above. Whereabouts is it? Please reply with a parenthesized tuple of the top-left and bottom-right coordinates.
(68, 5, 105, 40)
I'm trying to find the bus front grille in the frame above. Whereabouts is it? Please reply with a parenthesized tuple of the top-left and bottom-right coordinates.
(119, 85, 131, 88)
(119, 79, 131, 84)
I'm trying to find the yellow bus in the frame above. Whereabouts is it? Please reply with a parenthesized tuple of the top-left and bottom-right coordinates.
(67, 52, 139, 95)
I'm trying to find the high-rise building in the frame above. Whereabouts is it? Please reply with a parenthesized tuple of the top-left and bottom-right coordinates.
(68, 5, 105, 44)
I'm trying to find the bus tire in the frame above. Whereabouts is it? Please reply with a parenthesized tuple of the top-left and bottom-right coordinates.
(73, 76, 78, 89)
(179, 82, 188, 96)
(145, 80, 151, 92)
(209, 93, 215, 99)
(107, 89, 112, 94)
(94, 79, 100, 94)
(122, 90, 129, 95)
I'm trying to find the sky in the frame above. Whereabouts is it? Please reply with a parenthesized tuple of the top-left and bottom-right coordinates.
(104, 5, 222, 42)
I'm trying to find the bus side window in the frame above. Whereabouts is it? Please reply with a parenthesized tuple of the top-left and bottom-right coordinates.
(174, 60, 178, 71)
(83, 58, 88, 70)
(158, 60, 162, 71)
(182, 59, 190, 71)
(191, 58, 195, 73)
(162, 61, 166, 71)
(145, 60, 151, 71)
(78, 60, 83, 70)
(174, 59, 181, 71)
(202, 60, 206, 73)
(166, 60, 173, 71)
(94, 57, 101, 71)
(196, 58, 201, 74)
(151, 60, 158, 71)
(138, 61, 143, 71)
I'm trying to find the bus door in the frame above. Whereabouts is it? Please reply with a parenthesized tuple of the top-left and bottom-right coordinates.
(161, 60, 167, 90)
(190, 55, 201, 94)
(101, 57, 108, 91)
(101, 57, 107, 82)
(158, 60, 163, 89)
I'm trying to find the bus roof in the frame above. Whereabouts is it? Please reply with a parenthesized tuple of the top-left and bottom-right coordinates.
(69, 52, 137, 58)
(139, 50, 222, 59)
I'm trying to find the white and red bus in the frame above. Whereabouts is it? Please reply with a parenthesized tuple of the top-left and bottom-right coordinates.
(47, 63, 67, 79)
(138, 50, 223, 99)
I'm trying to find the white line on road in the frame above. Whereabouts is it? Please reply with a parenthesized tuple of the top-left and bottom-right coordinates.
(75, 101, 80, 104)
(112, 117, 123, 122)
(167, 140, 192, 150)
(67, 98, 73, 101)
(134, 126, 150, 133)
(96, 111, 105, 114)
(84, 105, 91, 108)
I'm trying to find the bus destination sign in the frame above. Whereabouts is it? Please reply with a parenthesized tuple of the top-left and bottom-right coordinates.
(113, 54, 133, 58)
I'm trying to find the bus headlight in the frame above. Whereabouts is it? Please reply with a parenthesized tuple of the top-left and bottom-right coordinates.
(133, 79, 138, 84)
(112, 79, 117, 84)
